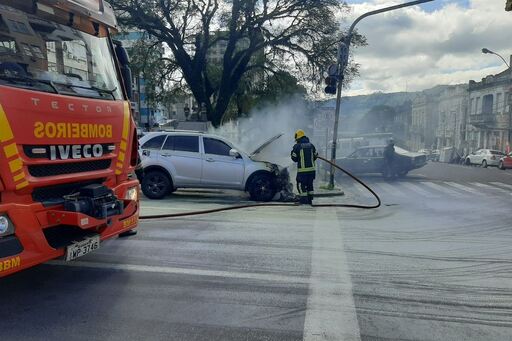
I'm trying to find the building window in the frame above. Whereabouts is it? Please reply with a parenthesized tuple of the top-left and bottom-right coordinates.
(7, 20, 30, 34)
(496, 93, 503, 114)
(482, 94, 493, 115)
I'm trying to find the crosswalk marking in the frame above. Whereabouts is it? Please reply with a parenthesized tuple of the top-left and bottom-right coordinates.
(375, 182, 407, 197)
(472, 182, 511, 195)
(445, 182, 480, 194)
(421, 182, 464, 197)
(490, 182, 512, 191)
(346, 180, 512, 199)
(400, 182, 436, 197)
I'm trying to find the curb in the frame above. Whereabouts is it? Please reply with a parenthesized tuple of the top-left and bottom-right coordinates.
(315, 191, 345, 198)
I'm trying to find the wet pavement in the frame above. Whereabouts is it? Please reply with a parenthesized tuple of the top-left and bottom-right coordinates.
(1, 162, 511, 340)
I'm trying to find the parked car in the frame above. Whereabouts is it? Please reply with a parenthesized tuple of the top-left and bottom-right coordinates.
(465, 149, 506, 168)
(336, 145, 427, 177)
(498, 152, 512, 170)
(138, 131, 288, 201)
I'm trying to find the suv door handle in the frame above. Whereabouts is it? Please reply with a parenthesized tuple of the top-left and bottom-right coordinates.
(162, 153, 172, 157)
(206, 157, 215, 162)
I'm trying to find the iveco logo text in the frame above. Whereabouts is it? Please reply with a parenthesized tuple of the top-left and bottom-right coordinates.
(50, 144, 104, 160)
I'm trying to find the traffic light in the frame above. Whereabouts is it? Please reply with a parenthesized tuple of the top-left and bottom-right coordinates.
(324, 76, 337, 95)
(507, 0, 512, 11)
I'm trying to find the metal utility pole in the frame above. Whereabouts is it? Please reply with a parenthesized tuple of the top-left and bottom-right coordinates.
(328, 0, 435, 189)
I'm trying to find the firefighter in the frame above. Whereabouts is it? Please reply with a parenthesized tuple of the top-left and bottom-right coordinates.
(291, 129, 318, 205)
(383, 138, 396, 178)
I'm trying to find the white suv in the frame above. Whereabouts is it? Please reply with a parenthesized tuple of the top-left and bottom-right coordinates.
(138, 131, 284, 201)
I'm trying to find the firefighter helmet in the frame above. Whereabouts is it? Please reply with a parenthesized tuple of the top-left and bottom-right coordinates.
(295, 129, 305, 141)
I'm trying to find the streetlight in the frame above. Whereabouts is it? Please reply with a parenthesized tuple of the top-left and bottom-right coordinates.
(327, 0, 435, 189)
(481, 48, 512, 152)
(481, 48, 510, 68)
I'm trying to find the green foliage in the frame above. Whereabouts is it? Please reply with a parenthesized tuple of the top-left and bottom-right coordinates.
(111, 0, 364, 127)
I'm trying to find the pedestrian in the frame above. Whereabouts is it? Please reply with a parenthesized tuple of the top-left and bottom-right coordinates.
(291, 129, 318, 205)
(383, 138, 396, 178)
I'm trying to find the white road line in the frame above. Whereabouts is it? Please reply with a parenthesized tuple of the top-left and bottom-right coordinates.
(47, 260, 310, 284)
(490, 182, 512, 191)
(421, 182, 463, 197)
(445, 182, 480, 194)
(400, 182, 436, 197)
(375, 182, 406, 197)
(303, 209, 360, 341)
(472, 182, 511, 194)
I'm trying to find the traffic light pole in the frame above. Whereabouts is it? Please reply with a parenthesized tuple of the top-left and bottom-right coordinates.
(328, 0, 434, 189)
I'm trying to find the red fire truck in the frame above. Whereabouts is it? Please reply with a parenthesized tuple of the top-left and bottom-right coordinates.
(0, 0, 139, 277)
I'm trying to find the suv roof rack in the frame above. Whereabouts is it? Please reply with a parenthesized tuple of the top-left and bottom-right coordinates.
(156, 129, 205, 134)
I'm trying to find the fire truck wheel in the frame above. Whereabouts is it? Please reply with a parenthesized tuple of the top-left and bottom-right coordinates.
(141, 170, 172, 199)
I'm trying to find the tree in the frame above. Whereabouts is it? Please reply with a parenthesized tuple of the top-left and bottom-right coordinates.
(111, 0, 364, 127)
(222, 71, 307, 123)
(124, 36, 180, 122)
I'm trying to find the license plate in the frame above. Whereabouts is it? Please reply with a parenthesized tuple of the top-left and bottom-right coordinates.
(65, 235, 100, 261)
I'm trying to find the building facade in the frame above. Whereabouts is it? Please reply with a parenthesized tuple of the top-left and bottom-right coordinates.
(467, 68, 512, 152)
(435, 85, 469, 151)
(410, 93, 439, 151)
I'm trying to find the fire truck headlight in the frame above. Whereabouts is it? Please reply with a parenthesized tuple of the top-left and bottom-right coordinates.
(125, 187, 139, 201)
(0, 215, 13, 236)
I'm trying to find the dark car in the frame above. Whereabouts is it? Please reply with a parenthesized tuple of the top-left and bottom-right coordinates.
(336, 145, 427, 177)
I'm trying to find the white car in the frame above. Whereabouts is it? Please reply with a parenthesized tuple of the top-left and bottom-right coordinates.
(465, 149, 506, 167)
(138, 131, 285, 201)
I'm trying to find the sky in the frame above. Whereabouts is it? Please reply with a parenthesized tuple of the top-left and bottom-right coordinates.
(342, 0, 512, 96)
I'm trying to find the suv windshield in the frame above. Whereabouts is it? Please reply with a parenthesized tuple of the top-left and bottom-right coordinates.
(0, 4, 122, 100)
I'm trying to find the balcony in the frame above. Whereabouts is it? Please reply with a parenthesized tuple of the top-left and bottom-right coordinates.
(469, 113, 496, 128)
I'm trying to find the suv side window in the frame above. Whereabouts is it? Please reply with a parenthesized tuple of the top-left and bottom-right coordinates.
(204, 138, 232, 156)
(174, 135, 199, 153)
(141, 135, 166, 149)
(162, 136, 175, 150)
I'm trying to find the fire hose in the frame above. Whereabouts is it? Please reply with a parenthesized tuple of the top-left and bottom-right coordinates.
(139, 156, 381, 220)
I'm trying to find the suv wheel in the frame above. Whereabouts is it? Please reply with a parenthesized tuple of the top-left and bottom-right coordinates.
(482, 160, 488, 168)
(248, 174, 276, 202)
(141, 170, 172, 199)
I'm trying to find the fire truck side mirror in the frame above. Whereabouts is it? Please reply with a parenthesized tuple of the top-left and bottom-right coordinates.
(113, 40, 134, 100)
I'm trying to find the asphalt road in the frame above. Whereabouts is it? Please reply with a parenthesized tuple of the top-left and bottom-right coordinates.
(1, 162, 512, 341)
(410, 161, 512, 184)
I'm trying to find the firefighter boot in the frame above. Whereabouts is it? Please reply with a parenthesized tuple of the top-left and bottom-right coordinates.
(308, 193, 314, 206)
(299, 195, 309, 205)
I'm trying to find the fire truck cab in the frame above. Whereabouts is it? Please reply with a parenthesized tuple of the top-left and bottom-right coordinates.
(0, 0, 139, 277)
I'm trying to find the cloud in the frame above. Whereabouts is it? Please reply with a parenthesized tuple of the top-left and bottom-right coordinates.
(342, 0, 512, 96)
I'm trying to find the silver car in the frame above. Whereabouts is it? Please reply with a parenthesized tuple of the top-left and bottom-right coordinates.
(138, 131, 285, 201)
(465, 149, 506, 167)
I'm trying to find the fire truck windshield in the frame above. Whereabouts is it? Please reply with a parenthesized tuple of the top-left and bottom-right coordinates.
(0, 4, 123, 100)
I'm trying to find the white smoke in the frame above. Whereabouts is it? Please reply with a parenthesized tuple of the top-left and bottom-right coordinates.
(209, 97, 312, 167)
